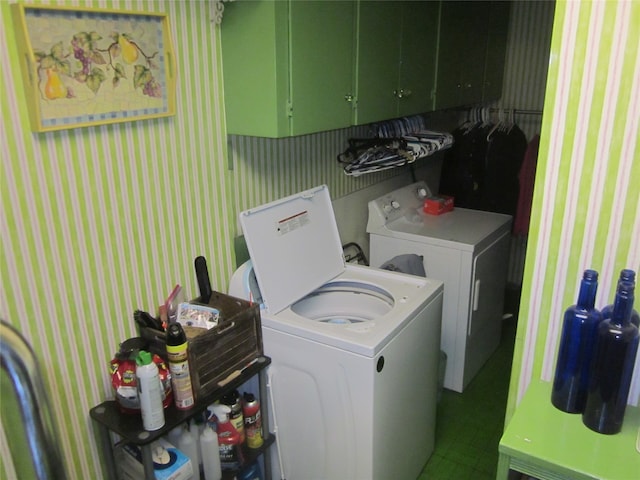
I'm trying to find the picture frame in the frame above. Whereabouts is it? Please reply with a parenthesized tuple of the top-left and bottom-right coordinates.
(11, 3, 176, 132)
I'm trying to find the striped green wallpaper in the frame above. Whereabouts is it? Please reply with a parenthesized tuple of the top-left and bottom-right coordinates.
(2, 0, 638, 478)
(0, 1, 399, 478)
(507, 0, 640, 419)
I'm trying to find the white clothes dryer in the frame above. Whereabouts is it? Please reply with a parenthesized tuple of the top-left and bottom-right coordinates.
(230, 185, 443, 480)
(367, 181, 511, 393)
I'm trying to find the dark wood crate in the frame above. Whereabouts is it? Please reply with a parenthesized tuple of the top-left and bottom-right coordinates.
(140, 291, 263, 401)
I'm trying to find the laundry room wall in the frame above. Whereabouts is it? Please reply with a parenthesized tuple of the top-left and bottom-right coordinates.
(496, 1, 556, 142)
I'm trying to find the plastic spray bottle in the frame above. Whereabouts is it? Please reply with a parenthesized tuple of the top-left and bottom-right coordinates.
(211, 404, 243, 469)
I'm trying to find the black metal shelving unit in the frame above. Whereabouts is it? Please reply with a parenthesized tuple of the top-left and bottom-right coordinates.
(90, 356, 273, 480)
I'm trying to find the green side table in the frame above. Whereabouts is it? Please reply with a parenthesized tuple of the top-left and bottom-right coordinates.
(498, 380, 640, 480)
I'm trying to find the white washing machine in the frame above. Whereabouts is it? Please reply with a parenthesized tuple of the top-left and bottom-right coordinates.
(229, 185, 443, 480)
(367, 181, 511, 393)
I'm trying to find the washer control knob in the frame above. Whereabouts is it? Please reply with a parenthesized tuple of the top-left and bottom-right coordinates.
(417, 187, 429, 199)
(383, 203, 393, 214)
(391, 201, 400, 210)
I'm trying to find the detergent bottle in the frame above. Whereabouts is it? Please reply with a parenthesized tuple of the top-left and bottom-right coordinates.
(200, 425, 222, 480)
(211, 404, 243, 469)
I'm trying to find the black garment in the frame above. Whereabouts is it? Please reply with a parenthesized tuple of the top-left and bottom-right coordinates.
(439, 123, 491, 210)
(440, 122, 527, 219)
(480, 125, 527, 216)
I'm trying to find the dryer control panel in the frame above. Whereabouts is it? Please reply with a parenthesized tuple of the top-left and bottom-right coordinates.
(367, 181, 432, 229)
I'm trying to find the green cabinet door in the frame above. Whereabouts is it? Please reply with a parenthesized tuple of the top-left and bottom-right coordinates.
(221, 0, 355, 138)
(397, 1, 439, 118)
(435, 1, 511, 110)
(354, 1, 403, 125)
(289, 1, 355, 136)
(483, 1, 511, 102)
(221, 1, 289, 138)
(435, 1, 490, 110)
(355, 1, 438, 126)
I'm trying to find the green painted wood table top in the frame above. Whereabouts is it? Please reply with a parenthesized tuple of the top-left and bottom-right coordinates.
(498, 380, 640, 480)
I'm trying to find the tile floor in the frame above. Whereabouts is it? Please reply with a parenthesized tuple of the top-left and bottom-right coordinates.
(418, 288, 519, 480)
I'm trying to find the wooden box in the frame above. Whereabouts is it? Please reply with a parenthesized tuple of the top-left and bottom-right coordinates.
(141, 291, 262, 401)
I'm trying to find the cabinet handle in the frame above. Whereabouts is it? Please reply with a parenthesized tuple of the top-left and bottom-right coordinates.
(344, 94, 354, 102)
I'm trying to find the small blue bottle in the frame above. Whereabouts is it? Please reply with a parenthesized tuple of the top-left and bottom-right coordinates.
(551, 269, 602, 413)
(601, 269, 639, 327)
(582, 281, 639, 434)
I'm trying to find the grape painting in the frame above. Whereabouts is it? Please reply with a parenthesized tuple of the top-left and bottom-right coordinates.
(14, 5, 173, 131)
(34, 30, 161, 100)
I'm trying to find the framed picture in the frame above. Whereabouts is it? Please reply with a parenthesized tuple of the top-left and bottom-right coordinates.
(11, 4, 176, 132)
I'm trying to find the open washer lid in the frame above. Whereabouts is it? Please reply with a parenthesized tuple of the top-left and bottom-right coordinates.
(239, 185, 345, 315)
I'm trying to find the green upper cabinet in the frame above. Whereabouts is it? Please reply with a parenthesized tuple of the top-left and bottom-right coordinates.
(482, 1, 511, 102)
(220, 1, 510, 138)
(434, 1, 511, 110)
(354, 1, 439, 126)
(221, 0, 355, 138)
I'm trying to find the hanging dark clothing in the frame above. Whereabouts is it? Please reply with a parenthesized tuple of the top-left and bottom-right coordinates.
(439, 123, 491, 210)
(480, 124, 528, 216)
(513, 135, 540, 236)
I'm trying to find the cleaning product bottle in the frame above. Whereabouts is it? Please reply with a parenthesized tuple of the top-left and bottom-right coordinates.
(167, 424, 183, 448)
(135, 350, 165, 431)
(200, 425, 222, 480)
(551, 269, 602, 413)
(239, 461, 263, 480)
(212, 404, 243, 469)
(582, 281, 639, 434)
(242, 392, 264, 448)
(166, 322, 195, 410)
(222, 389, 245, 443)
(177, 423, 200, 475)
(601, 269, 639, 327)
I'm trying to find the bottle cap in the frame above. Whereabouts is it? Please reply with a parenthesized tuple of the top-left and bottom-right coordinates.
(136, 350, 153, 366)
(583, 269, 598, 281)
(167, 322, 187, 342)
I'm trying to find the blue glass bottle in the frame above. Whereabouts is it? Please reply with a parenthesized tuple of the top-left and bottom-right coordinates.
(551, 269, 602, 413)
(582, 281, 639, 434)
(601, 269, 639, 327)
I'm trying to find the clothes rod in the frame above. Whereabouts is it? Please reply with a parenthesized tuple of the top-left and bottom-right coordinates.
(457, 107, 543, 115)
(485, 107, 543, 115)
(508, 108, 543, 115)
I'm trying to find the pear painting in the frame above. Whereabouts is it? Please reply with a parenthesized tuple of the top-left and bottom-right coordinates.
(44, 68, 68, 100)
(17, 6, 172, 130)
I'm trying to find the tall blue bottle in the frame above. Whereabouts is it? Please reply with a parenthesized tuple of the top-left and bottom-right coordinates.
(551, 269, 602, 413)
(582, 281, 639, 434)
(601, 269, 639, 327)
